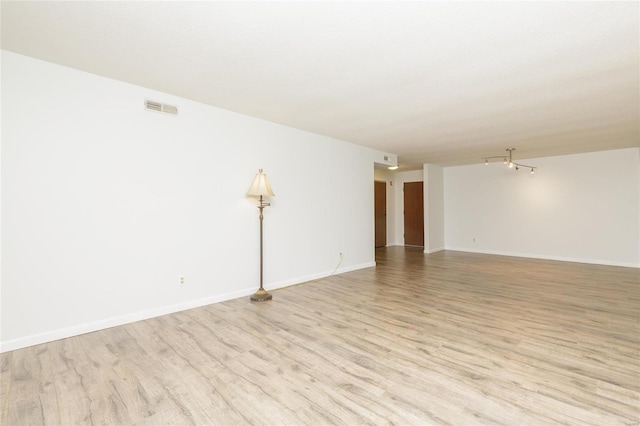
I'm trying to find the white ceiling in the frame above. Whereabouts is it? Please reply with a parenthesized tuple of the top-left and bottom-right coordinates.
(2, 1, 638, 168)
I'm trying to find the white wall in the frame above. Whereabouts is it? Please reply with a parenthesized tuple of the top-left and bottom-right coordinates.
(1, 51, 392, 351)
(444, 148, 640, 267)
(424, 164, 444, 253)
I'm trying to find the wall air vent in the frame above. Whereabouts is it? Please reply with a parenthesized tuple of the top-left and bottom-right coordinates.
(144, 99, 178, 115)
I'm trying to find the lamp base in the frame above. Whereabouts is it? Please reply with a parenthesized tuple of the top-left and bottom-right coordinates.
(250, 288, 272, 302)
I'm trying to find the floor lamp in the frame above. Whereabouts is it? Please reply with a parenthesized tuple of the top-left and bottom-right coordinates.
(246, 169, 275, 302)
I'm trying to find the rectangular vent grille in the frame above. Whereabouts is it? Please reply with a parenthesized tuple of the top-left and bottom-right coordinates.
(145, 99, 178, 115)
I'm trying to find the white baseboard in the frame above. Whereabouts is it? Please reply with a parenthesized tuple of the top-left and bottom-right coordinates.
(0, 261, 376, 353)
(445, 247, 640, 268)
(424, 247, 445, 254)
(266, 261, 376, 291)
(0, 287, 256, 353)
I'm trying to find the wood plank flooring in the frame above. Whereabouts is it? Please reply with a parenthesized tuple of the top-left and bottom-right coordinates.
(1, 247, 639, 425)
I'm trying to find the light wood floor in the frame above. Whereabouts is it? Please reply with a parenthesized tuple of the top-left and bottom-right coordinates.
(2, 247, 639, 425)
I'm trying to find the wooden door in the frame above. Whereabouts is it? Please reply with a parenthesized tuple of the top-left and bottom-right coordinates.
(404, 181, 424, 246)
(374, 181, 387, 248)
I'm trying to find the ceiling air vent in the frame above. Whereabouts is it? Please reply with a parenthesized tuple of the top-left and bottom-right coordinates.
(145, 99, 178, 115)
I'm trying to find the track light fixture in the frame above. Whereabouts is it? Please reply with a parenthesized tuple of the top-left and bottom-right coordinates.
(483, 148, 537, 174)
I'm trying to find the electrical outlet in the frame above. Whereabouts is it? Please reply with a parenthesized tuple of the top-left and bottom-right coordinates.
(179, 276, 185, 286)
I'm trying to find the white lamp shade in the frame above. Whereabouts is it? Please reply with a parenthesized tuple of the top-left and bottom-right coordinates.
(246, 169, 275, 197)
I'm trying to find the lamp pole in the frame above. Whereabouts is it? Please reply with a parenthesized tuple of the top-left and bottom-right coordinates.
(251, 194, 272, 302)
(246, 169, 274, 302)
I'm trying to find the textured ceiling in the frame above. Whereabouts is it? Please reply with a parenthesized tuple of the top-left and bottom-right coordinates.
(2, 1, 638, 168)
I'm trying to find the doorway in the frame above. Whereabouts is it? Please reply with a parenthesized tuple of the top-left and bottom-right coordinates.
(374, 181, 386, 247)
(404, 181, 424, 246)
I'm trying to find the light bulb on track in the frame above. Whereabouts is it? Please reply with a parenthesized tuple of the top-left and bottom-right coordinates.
(481, 148, 538, 175)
